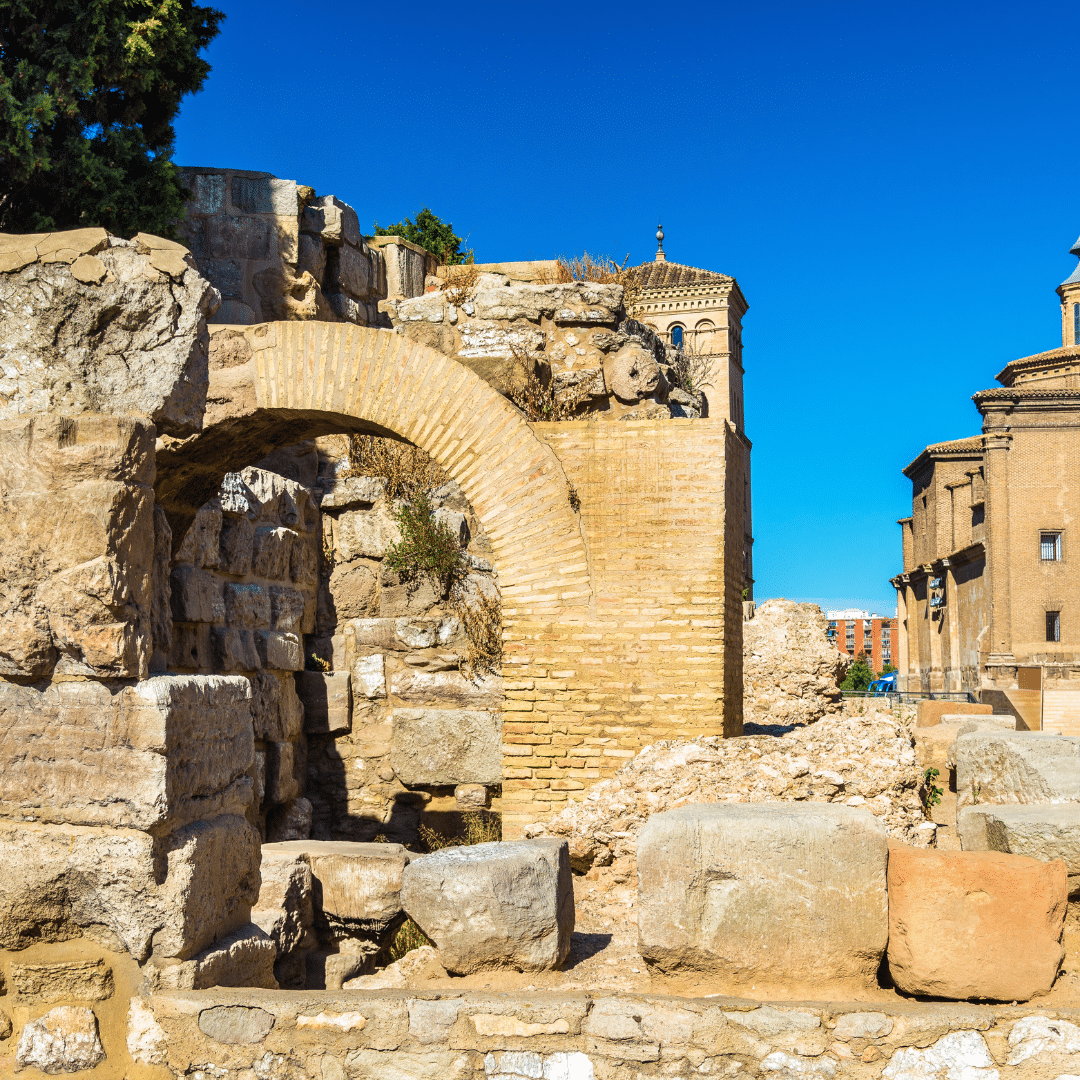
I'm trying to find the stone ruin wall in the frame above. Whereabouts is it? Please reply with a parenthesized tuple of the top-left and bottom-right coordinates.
(177, 167, 436, 326)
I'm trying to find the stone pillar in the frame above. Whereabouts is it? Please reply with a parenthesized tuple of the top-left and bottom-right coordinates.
(895, 581, 910, 688)
(983, 428, 1015, 664)
(943, 559, 962, 691)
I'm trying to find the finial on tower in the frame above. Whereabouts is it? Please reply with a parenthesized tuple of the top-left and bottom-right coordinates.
(655, 222, 666, 262)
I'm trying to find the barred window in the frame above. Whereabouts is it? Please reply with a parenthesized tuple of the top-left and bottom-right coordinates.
(1047, 611, 1061, 643)
(1041, 532, 1062, 561)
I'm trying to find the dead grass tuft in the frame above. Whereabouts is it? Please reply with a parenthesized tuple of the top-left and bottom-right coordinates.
(386, 917, 434, 962)
(420, 810, 502, 853)
(455, 589, 502, 677)
(342, 435, 450, 502)
(544, 252, 645, 318)
(502, 344, 592, 422)
(670, 338, 719, 395)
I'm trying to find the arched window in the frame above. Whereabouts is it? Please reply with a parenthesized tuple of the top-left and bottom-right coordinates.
(671, 325, 684, 349)
(1074, 302, 1079, 346)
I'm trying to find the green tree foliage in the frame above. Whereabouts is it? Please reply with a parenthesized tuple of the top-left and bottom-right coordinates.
(384, 493, 465, 585)
(373, 207, 472, 264)
(840, 650, 875, 693)
(0, 0, 224, 236)
(878, 663, 897, 677)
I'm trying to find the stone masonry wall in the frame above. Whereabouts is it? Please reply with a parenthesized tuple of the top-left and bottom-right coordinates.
(501, 418, 743, 838)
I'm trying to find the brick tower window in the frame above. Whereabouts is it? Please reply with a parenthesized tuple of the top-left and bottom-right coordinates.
(1041, 532, 1062, 561)
(1047, 610, 1061, 642)
(1074, 302, 1079, 346)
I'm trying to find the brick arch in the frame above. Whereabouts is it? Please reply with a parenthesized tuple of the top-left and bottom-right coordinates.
(155, 321, 591, 614)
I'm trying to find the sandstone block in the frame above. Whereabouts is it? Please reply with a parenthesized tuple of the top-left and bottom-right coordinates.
(318, 475, 386, 509)
(0, 233, 215, 436)
(16, 1005, 106, 1073)
(175, 503, 222, 567)
(253, 525, 293, 579)
(958, 804, 1080, 893)
(916, 700, 992, 728)
(249, 670, 304, 742)
(401, 838, 573, 974)
(955, 732, 1080, 812)
(347, 615, 463, 652)
(170, 565, 225, 623)
(321, 562, 378, 625)
(391, 708, 502, 786)
(297, 670, 352, 734)
(149, 923, 277, 990)
(335, 508, 401, 560)
(266, 741, 300, 805)
(198, 1004, 276, 1045)
(0, 675, 254, 831)
(10, 959, 113, 1003)
(433, 507, 469, 546)
(887, 845, 1065, 1000)
(270, 585, 305, 631)
(256, 629, 302, 671)
(267, 797, 312, 842)
(290, 536, 319, 586)
(264, 839, 410, 932)
(389, 668, 502, 707)
(251, 846, 314, 956)
(456, 783, 488, 811)
(353, 653, 386, 698)
(637, 804, 889, 993)
(211, 626, 260, 671)
(379, 569, 443, 615)
(218, 514, 254, 575)
(126, 998, 166, 1066)
(224, 582, 271, 627)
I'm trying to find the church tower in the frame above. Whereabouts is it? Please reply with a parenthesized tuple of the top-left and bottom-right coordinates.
(1057, 233, 1080, 348)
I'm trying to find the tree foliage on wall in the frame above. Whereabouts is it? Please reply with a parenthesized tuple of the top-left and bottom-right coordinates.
(373, 207, 473, 265)
(0, 0, 223, 236)
(840, 651, 875, 693)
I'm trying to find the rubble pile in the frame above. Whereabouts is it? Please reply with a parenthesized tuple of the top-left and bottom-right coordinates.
(527, 702, 932, 877)
(744, 599, 851, 728)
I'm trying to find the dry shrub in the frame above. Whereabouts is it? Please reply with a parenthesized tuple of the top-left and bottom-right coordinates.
(551, 252, 645, 318)
(443, 264, 480, 291)
(343, 434, 450, 502)
(419, 811, 502, 852)
(670, 338, 719, 395)
(455, 589, 502, 677)
(384, 493, 466, 586)
(386, 917, 433, 962)
(502, 344, 591, 422)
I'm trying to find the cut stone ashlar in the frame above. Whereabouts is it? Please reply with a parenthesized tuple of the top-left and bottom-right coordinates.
(955, 731, 1080, 812)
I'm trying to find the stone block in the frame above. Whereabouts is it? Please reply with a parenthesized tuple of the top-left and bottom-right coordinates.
(916, 700, 993, 728)
(0, 675, 254, 831)
(433, 507, 469, 545)
(253, 525, 294, 579)
(298, 671, 352, 734)
(266, 741, 300, 804)
(198, 1004, 276, 1044)
(10, 960, 113, 1003)
(16, 1006, 106, 1073)
(353, 653, 386, 698)
(347, 616, 463, 652)
(637, 804, 889, 993)
(335, 508, 401, 560)
(456, 783, 488, 810)
(155, 814, 263, 960)
(0, 234, 215, 437)
(334, 243, 374, 299)
(211, 626, 261, 671)
(391, 709, 502, 786)
(322, 562, 379, 626)
(224, 582, 271, 627)
(264, 839, 410, 932)
(318, 475, 386, 509)
(379, 570, 443, 616)
(267, 797, 312, 842)
(150, 923, 278, 990)
(290, 535, 319, 585)
(249, 670, 304, 742)
(251, 846, 314, 956)
(955, 732, 1080, 812)
(390, 668, 502, 707)
(218, 514, 254, 575)
(256, 630, 303, 671)
(886, 845, 1066, 1000)
(401, 838, 573, 974)
(270, 585, 305, 631)
(958, 804, 1080, 893)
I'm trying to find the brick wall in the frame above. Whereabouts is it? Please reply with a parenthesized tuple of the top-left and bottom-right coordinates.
(500, 418, 744, 838)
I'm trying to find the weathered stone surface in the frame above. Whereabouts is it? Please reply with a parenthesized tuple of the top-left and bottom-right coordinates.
(0, 415, 156, 680)
(322, 562, 378, 625)
(298, 670, 352, 734)
(318, 475, 386, 509)
(126, 998, 167, 1066)
(391, 709, 502, 786)
(224, 581, 270, 627)
(15, 1005, 106, 1074)
(267, 797, 312, 842)
(335, 508, 401, 559)
(198, 1004, 276, 1044)
(637, 804, 889, 993)
(10, 959, 113, 1003)
(252, 846, 314, 956)
(353, 654, 386, 699)
(959, 804, 1080, 891)
(150, 924, 278, 990)
(264, 839, 410, 931)
(886, 845, 1066, 1000)
(253, 525, 293, 578)
(744, 600, 850, 727)
(256, 629, 302, 671)
(347, 616, 463, 652)
(882, 1030, 996, 1080)
(0, 231, 217, 436)
(0, 675, 254, 831)
(456, 784, 489, 811)
(606, 343, 661, 403)
(266, 740, 300, 804)
(249, 669, 304, 742)
(211, 626, 260, 671)
(401, 839, 573, 974)
(379, 569, 443, 616)
(389, 668, 502, 707)
(955, 732, 1080, 812)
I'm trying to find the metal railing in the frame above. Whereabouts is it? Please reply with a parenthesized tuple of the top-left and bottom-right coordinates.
(841, 690, 979, 704)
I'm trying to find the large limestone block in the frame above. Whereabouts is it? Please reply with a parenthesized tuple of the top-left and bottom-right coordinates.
(0, 232, 217, 435)
(955, 732, 1080, 812)
(0, 815, 259, 962)
(636, 804, 889, 993)
(148, 924, 278, 990)
(391, 708, 502, 786)
(263, 839, 410, 933)
(958, 804, 1080, 893)
(886, 845, 1066, 1000)
(401, 838, 573, 974)
(297, 670, 352, 734)
(15, 1005, 106, 1073)
(0, 675, 254, 831)
(0, 415, 156, 680)
(916, 700, 992, 728)
(389, 669, 502, 708)
(251, 845, 314, 956)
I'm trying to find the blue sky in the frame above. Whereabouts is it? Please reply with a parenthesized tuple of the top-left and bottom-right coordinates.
(174, 0, 1080, 616)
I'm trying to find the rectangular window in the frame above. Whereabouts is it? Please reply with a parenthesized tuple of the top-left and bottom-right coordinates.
(1041, 532, 1062, 561)
(1047, 611, 1061, 643)
(1074, 302, 1079, 346)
